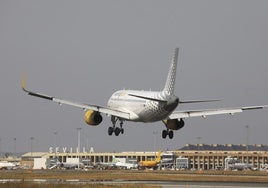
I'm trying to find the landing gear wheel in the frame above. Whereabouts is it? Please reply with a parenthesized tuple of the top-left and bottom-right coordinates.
(110, 117, 125, 136)
(168, 130, 174, 139)
(115, 127, 121, 136)
(162, 130, 168, 139)
(108, 127, 114, 136)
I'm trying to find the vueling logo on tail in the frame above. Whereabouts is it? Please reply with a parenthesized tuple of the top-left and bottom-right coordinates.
(163, 48, 179, 96)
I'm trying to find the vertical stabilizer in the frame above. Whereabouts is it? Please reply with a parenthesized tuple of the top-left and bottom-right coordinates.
(156, 150, 162, 163)
(163, 48, 179, 95)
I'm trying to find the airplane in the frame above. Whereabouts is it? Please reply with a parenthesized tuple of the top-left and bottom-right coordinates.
(94, 157, 117, 170)
(112, 156, 138, 169)
(51, 157, 84, 169)
(59, 161, 84, 170)
(94, 156, 137, 170)
(57, 163, 83, 169)
(138, 151, 162, 170)
(21, 48, 268, 139)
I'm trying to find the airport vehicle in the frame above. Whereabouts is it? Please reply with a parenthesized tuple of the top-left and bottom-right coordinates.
(0, 161, 18, 170)
(176, 157, 189, 170)
(225, 157, 254, 171)
(260, 164, 268, 171)
(138, 151, 162, 170)
(161, 151, 176, 169)
(21, 48, 268, 139)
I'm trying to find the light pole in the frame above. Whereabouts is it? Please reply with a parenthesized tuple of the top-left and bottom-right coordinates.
(153, 131, 158, 157)
(77, 128, 82, 169)
(245, 125, 249, 165)
(196, 136, 202, 170)
(13, 138, 17, 157)
(196, 137, 202, 151)
(54, 131, 58, 158)
(30, 137, 34, 157)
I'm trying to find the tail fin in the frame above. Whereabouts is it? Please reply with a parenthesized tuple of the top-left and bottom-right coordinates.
(112, 155, 118, 163)
(155, 150, 162, 163)
(163, 48, 179, 95)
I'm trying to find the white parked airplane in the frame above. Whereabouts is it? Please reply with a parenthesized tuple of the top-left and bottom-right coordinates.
(112, 156, 138, 169)
(22, 48, 268, 139)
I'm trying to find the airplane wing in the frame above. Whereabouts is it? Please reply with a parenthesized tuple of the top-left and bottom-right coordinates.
(168, 105, 268, 119)
(21, 79, 130, 120)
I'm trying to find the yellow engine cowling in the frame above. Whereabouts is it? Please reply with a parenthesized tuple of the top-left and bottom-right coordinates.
(163, 119, 184, 130)
(84, 110, 103, 126)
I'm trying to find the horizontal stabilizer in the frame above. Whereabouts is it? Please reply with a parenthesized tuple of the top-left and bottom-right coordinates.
(179, 99, 220, 104)
(128, 94, 167, 103)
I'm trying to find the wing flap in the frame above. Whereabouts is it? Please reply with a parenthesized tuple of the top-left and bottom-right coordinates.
(53, 98, 130, 119)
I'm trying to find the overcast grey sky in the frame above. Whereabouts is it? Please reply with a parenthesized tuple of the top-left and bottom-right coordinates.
(1, 0, 268, 153)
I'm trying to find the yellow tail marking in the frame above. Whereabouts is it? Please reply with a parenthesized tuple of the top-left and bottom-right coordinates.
(21, 74, 26, 90)
(156, 150, 162, 162)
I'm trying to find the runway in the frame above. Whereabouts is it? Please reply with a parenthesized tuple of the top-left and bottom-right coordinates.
(99, 180, 268, 188)
(159, 182, 268, 188)
(1, 170, 268, 188)
(2, 178, 268, 188)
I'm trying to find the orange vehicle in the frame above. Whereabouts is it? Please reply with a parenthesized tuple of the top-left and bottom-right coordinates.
(138, 151, 161, 170)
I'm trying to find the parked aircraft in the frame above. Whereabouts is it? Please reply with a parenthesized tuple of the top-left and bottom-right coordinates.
(59, 162, 84, 169)
(113, 156, 138, 169)
(138, 151, 162, 170)
(54, 158, 84, 169)
(21, 48, 268, 139)
(94, 158, 116, 169)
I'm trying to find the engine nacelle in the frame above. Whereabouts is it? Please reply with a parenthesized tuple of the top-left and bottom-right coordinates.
(163, 119, 184, 130)
(84, 110, 103, 126)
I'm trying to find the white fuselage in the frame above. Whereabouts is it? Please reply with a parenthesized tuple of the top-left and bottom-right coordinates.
(0, 161, 16, 169)
(115, 161, 138, 169)
(107, 90, 179, 122)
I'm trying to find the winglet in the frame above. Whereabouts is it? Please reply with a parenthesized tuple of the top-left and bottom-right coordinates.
(21, 74, 26, 90)
(21, 74, 29, 93)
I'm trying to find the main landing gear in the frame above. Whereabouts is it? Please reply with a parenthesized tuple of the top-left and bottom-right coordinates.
(162, 129, 174, 139)
(108, 116, 124, 136)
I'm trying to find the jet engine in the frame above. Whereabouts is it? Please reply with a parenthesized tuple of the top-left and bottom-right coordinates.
(163, 119, 184, 130)
(84, 110, 103, 126)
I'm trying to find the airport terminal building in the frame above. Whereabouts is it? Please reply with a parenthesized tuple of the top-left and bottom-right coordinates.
(21, 144, 268, 170)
